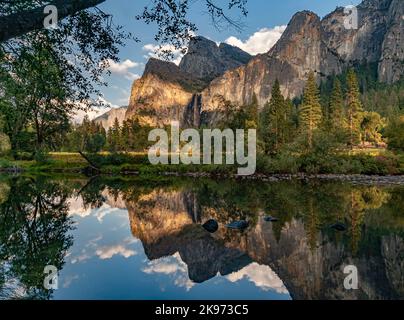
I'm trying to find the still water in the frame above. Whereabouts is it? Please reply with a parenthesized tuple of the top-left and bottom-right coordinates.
(0, 175, 403, 300)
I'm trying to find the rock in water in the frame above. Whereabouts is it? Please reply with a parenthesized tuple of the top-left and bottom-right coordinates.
(226, 220, 249, 230)
(202, 219, 219, 233)
(330, 222, 347, 232)
(264, 216, 279, 222)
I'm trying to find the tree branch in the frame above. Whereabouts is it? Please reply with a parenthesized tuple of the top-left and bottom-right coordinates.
(0, 0, 106, 42)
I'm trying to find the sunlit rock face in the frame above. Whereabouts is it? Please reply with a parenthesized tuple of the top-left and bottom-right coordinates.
(125, 38, 251, 127)
(126, 189, 251, 283)
(126, 0, 403, 127)
(127, 190, 194, 245)
(126, 66, 194, 127)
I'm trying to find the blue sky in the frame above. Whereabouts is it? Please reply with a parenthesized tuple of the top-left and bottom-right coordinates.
(88, 0, 361, 117)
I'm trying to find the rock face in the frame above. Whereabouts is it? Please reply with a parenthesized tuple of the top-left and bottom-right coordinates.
(93, 106, 127, 130)
(378, 0, 404, 83)
(125, 0, 404, 127)
(128, 70, 194, 127)
(179, 36, 252, 81)
(201, 11, 342, 113)
(125, 38, 251, 127)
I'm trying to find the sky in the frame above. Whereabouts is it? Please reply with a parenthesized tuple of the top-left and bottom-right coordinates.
(84, 0, 362, 120)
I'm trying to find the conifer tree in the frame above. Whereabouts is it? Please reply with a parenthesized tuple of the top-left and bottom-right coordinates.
(107, 117, 121, 152)
(329, 78, 345, 130)
(261, 80, 292, 154)
(299, 72, 322, 148)
(121, 120, 131, 152)
(346, 69, 364, 147)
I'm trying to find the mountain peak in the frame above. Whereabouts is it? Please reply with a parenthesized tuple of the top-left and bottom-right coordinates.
(179, 36, 252, 81)
(187, 36, 218, 52)
(144, 57, 179, 77)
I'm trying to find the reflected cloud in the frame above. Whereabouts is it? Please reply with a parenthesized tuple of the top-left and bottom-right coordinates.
(68, 194, 126, 223)
(68, 197, 92, 218)
(227, 263, 289, 294)
(94, 205, 122, 223)
(69, 233, 138, 263)
(142, 253, 195, 291)
(63, 274, 80, 288)
(96, 245, 136, 259)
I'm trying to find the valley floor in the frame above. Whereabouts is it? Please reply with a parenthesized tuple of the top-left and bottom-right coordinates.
(1, 150, 403, 183)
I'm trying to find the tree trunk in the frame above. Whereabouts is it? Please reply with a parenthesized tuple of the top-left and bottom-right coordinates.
(78, 150, 100, 171)
(0, 0, 106, 43)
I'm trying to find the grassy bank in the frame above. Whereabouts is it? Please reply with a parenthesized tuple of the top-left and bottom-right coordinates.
(0, 149, 403, 176)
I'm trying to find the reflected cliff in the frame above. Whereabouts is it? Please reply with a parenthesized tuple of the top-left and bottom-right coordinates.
(0, 175, 402, 300)
(120, 180, 403, 300)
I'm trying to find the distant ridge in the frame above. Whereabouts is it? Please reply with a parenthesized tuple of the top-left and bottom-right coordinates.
(94, 106, 127, 130)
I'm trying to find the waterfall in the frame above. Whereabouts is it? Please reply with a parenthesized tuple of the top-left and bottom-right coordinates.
(183, 93, 202, 127)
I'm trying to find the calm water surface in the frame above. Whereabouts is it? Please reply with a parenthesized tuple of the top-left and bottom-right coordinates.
(0, 175, 403, 300)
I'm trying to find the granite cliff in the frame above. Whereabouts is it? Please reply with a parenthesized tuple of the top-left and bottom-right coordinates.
(125, 0, 403, 127)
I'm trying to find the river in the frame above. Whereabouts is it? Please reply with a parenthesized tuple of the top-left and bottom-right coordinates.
(0, 175, 402, 300)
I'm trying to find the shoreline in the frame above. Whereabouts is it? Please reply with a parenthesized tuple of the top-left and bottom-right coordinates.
(1, 166, 404, 185)
(161, 172, 404, 185)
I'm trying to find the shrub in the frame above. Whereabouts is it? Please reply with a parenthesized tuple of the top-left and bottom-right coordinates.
(34, 149, 51, 164)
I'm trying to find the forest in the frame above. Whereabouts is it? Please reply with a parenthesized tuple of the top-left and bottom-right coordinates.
(44, 67, 404, 175)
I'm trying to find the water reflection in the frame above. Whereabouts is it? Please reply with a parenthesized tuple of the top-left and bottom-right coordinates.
(0, 177, 74, 299)
(0, 175, 403, 300)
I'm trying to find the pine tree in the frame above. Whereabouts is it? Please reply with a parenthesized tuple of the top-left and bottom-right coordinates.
(107, 117, 121, 152)
(346, 69, 364, 147)
(261, 80, 292, 154)
(121, 120, 131, 151)
(329, 78, 345, 130)
(80, 115, 91, 151)
(299, 72, 322, 148)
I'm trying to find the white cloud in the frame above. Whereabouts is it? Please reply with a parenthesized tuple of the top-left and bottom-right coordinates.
(226, 262, 289, 295)
(225, 26, 287, 55)
(72, 107, 108, 124)
(105, 58, 141, 81)
(142, 44, 184, 66)
(96, 244, 136, 260)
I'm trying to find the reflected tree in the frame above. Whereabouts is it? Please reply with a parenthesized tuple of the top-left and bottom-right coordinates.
(0, 177, 74, 299)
